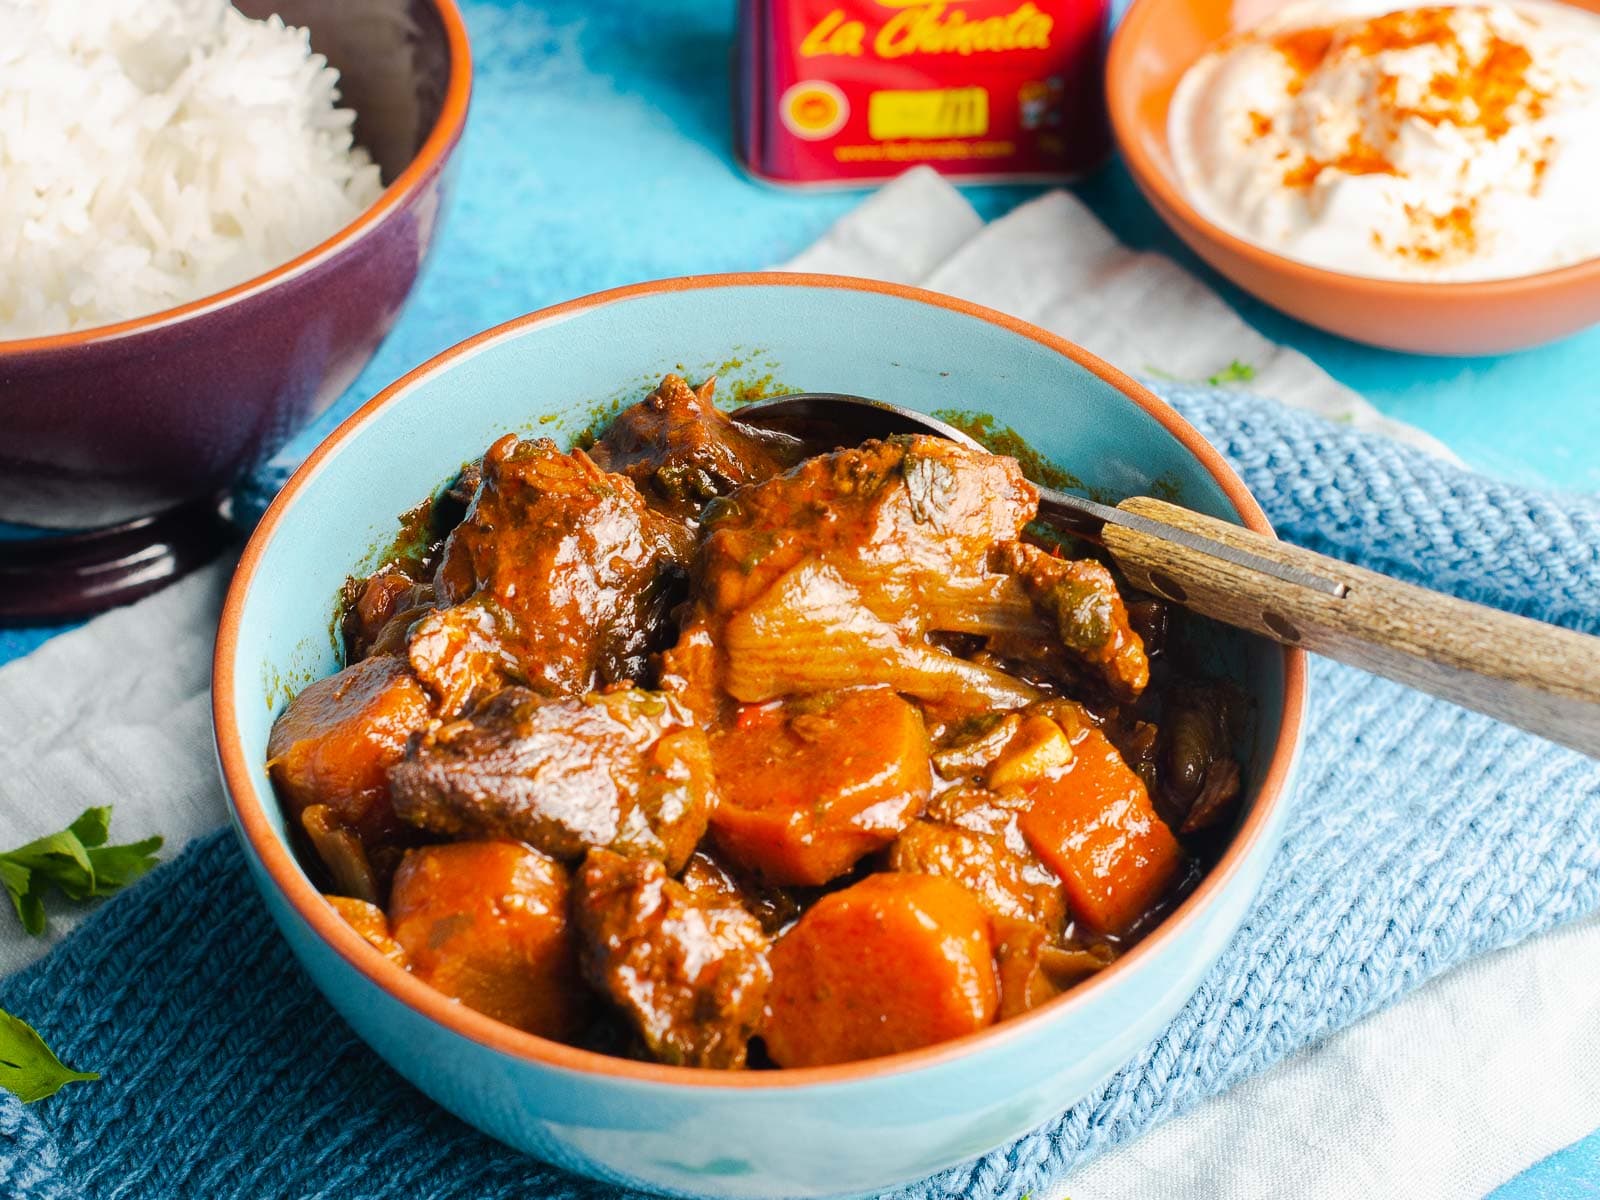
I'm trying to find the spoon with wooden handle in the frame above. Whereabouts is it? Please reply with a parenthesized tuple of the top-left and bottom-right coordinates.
(733, 393, 1600, 759)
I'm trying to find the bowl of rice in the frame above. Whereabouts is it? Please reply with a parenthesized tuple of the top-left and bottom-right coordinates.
(0, 0, 470, 603)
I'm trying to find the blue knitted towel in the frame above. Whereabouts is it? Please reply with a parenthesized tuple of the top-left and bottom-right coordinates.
(3, 385, 1598, 1200)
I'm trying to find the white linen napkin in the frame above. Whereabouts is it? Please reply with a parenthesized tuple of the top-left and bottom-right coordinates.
(0, 166, 1582, 1197)
(0, 560, 234, 975)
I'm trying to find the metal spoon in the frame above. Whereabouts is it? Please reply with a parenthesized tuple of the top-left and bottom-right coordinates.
(733, 392, 1600, 758)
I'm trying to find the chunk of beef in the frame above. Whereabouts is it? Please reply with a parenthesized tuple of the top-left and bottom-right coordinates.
(343, 569, 436, 662)
(412, 435, 687, 714)
(388, 841, 589, 1038)
(388, 686, 714, 873)
(442, 457, 483, 513)
(989, 541, 1149, 702)
(888, 780, 1067, 932)
(588, 375, 803, 524)
(677, 850, 803, 936)
(406, 602, 521, 722)
(694, 435, 1037, 620)
(573, 848, 771, 1068)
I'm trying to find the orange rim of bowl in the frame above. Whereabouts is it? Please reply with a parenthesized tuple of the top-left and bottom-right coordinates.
(0, 0, 473, 356)
(214, 271, 1310, 1090)
(1105, 0, 1600, 298)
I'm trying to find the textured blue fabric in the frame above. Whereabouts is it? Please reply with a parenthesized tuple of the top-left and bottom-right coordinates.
(2, 384, 1597, 1199)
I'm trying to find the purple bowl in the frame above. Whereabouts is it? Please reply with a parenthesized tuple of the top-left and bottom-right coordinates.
(0, 0, 471, 617)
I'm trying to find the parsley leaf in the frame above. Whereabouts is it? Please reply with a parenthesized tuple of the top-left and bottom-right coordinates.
(86, 837, 166, 895)
(69, 806, 112, 848)
(0, 1008, 98, 1102)
(0, 860, 43, 936)
(1206, 359, 1257, 386)
(1142, 361, 1259, 387)
(0, 808, 163, 936)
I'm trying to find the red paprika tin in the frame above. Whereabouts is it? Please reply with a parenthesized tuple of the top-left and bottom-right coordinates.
(736, 0, 1113, 186)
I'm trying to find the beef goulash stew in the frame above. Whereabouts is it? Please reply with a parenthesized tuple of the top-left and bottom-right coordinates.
(267, 374, 1247, 1070)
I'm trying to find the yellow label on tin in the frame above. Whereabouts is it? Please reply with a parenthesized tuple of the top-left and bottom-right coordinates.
(867, 87, 988, 140)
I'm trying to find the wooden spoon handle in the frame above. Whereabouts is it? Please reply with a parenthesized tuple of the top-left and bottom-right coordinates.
(1099, 495, 1600, 758)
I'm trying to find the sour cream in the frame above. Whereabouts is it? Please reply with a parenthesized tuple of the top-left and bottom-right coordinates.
(1168, 0, 1600, 282)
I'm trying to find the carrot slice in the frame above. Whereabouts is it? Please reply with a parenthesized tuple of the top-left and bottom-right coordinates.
(267, 656, 432, 845)
(763, 873, 998, 1067)
(325, 895, 408, 967)
(1017, 725, 1182, 936)
(388, 841, 587, 1038)
(708, 688, 931, 885)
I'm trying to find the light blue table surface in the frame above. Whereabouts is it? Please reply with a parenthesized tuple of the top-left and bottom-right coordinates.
(4, 0, 1597, 1194)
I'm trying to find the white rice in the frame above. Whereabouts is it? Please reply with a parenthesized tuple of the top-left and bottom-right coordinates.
(0, 0, 386, 339)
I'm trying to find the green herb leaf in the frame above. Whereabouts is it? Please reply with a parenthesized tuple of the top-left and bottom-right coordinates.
(3, 830, 95, 906)
(0, 859, 43, 937)
(1206, 359, 1258, 386)
(67, 806, 112, 849)
(0, 1008, 98, 1102)
(86, 837, 164, 896)
(4, 827, 94, 881)
(0, 808, 163, 936)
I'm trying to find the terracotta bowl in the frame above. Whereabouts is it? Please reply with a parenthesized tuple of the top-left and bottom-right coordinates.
(214, 273, 1309, 1199)
(1106, 0, 1600, 355)
(0, 0, 471, 618)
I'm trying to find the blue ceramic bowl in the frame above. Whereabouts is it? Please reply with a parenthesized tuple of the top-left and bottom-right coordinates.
(214, 273, 1308, 1200)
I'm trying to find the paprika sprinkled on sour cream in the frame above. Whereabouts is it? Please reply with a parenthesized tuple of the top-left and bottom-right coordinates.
(1168, 0, 1600, 282)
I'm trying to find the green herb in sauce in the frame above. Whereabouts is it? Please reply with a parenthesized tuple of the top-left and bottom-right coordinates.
(932, 409, 1085, 493)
